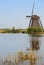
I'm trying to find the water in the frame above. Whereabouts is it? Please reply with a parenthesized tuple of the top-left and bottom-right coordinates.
(0, 33, 44, 65)
(0, 33, 30, 57)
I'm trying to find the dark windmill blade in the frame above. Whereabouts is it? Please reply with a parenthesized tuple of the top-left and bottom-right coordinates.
(26, 16, 31, 17)
(31, 2, 35, 16)
(26, 16, 31, 20)
(40, 20, 43, 28)
(26, 2, 35, 27)
(29, 2, 35, 27)
(26, 2, 35, 17)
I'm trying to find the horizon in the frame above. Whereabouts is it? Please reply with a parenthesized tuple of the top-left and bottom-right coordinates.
(0, 0, 44, 29)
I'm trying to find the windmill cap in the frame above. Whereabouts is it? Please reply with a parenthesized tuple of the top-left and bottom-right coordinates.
(32, 15, 40, 19)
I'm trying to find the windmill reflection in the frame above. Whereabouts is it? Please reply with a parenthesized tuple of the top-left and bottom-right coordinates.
(26, 36, 41, 51)
(31, 37, 40, 50)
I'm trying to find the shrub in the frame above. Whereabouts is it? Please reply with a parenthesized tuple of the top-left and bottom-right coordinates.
(27, 27, 42, 34)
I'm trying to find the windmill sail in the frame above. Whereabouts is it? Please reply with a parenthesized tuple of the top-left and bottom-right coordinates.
(29, 2, 35, 27)
(26, 2, 35, 27)
(26, 1, 43, 28)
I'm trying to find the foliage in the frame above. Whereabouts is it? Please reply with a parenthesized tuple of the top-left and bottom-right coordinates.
(27, 27, 43, 34)
(5, 29, 20, 33)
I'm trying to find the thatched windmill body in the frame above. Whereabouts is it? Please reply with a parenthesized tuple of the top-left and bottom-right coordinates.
(26, 2, 43, 28)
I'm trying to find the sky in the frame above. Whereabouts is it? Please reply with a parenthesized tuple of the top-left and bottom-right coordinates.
(0, 0, 44, 29)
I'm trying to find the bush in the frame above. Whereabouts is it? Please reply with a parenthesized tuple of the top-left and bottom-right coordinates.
(27, 27, 43, 34)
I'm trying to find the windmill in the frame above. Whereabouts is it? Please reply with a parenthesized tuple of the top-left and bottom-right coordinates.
(26, 2, 43, 28)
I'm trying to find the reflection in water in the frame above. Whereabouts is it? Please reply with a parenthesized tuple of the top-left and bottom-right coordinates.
(26, 35, 42, 65)
(30, 35, 42, 65)
(31, 37, 40, 50)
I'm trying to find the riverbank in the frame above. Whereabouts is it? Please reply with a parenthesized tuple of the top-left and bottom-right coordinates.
(0, 28, 44, 34)
(0, 28, 27, 33)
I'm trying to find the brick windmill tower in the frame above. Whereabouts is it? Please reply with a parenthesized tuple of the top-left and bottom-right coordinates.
(26, 2, 43, 28)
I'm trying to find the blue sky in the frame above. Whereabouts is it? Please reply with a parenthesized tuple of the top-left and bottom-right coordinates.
(0, 0, 44, 29)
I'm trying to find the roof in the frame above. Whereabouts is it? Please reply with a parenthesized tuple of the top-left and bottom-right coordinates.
(32, 15, 40, 19)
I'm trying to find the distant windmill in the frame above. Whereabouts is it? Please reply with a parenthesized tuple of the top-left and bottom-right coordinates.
(26, 2, 43, 28)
